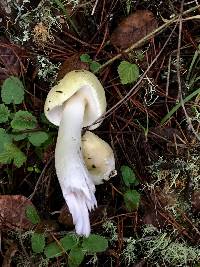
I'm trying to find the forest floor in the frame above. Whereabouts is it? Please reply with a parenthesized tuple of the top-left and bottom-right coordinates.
(0, 0, 200, 266)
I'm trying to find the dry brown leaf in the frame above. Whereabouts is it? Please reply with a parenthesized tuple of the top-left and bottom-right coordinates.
(0, 39, 28, 83)
(58, 204, 114, 229)
(2, 243, 18, 267)
(57, 54, 89, 80)
(58, 204, 73, 227)
(191, 191, 200, 212)
(0, 195, 35, 230)
(110, 10, 158, 49)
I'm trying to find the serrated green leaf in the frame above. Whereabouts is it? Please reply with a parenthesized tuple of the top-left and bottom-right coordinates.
(120, 165, 139, 187)
(124, 189, 140, 211)
(31, 232, 45, 253)
(61, 235, 77, 250)
(28, 131, 49, 146)
(12, 132, 28, 141)
(44, 234, 77, 259)
(0, 143, 26, 167)
(0, 128, 12, 153)
(1, 76, 25, 104)
(11, 110, 37, 130)
(13, 149, 27, 167)
(68, 246, 85, 267)
(90, 61, 101, 73)
(0, 104, 10, 123)
(25, 205, 41, 224)
(44, 242, 63, 259)
(118, 61, 139, 84)
(82, 234, 108, 253)
(80, 53, 92, 63)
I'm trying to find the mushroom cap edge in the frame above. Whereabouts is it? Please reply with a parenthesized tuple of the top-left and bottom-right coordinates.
(44, 70, 106, 129)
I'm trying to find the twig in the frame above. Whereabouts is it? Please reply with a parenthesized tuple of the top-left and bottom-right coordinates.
(96, 4, 200, 73)
(29, 157, 54, 200)
(91, 0, 99, 15)
(90, 22, 178, 127)
(180, 95, 200, 141)
(175, 1, 200, 141)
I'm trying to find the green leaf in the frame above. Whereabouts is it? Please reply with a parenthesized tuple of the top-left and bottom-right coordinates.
(90, 61, 101, 73)
(120, 165, 139, 187)
(118, 61, 139, 84)
(0, 143, 26, 167)
(0, 128, 12, 153)
(12, 132, 28, 141)
(124, 189, 140, 211)
(11, 111, 37, 130)
(44, 242, 63, 259)
(28, 131, 49, 147)
(44, 234, 77, 259)
(80, 53, 92, 63)
(1, 76, 25, 104)
(68, 246, 85, 267)
(31, 232, 45, 253)
(25, 205, 41, 224)
(0, 104, 10, 123)
(61, 235, 77, 250)
(82, 234, 108, 253)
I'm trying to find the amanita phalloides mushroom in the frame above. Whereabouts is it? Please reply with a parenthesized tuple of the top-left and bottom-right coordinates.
(44, 70, 115, 236)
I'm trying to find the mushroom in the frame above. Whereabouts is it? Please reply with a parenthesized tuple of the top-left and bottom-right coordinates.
(44, 70, 114, 236)
(82, 131, 116, 185)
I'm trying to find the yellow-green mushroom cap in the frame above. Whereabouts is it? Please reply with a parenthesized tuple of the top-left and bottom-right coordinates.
(44, 70, 106, 129)
(82, 131, 116, 185)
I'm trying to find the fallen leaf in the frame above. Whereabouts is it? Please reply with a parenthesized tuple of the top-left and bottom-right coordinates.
(0, 195, 35, 230)
(0, 39, 29, 83)
(2, 243, 18, 267)
(111, 10, 158, 49)
(58, 204, 73, 227)
(57, 54, 89, 80)
(191, 191, 200, 212)
(58, 204, 114, 228)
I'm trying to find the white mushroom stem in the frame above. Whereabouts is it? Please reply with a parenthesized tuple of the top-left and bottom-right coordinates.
(55, 92, 96, 237)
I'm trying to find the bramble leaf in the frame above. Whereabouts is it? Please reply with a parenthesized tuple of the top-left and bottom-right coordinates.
(12, 132, 28, 141)
(28, 131, 49, 146)
(1, 76, 25, 104)
(11, 110, 37, 130)
(25, 205, 41, 224)
(44, 234, 77, 259)
(90, 61, 101, 73)
(82, 234, 108, 253)
(118, 61, 139, 84)
(0, 143, 26, 167)
(124, 189, 140, 211)
(68, 246, 85, 267)
(61, 235, 77, 250)
(121, 165, 139, 187)
(80, 53, 92, 63)
(31, 232, 46, 253)
(0, 104, 10, 123)
(44, 242, 63, 259)
(0, 128, 12, 152)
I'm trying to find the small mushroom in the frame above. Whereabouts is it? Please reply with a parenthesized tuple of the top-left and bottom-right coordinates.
(44, 70, 111, 236)
(82, 131, 116, 185)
